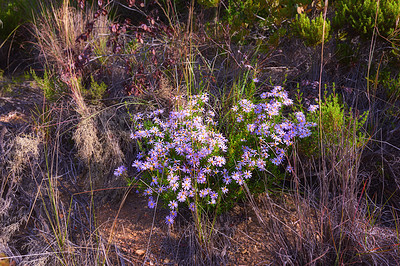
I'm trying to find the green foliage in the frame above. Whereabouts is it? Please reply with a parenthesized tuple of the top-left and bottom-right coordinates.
(0, 1, 23, 41)
(83, 76, 107, 104)
(292, 13, 331, 46)
(221, 0, 312, 42)
(376, 70, 400, 100)
(335, 39, 360, 67)
(197, 0, 220, 8)
(0, 83, 13, 97)
(0, 0, 44, 41)
(31, 69, 60, 102)
(301, 86, 369, 157)
(334, 0, 400, 38)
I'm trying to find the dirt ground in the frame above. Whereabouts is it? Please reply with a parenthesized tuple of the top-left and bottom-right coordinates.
(97, 190, 274, 265)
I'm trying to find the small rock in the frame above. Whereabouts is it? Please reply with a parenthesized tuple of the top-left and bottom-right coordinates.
(135, 249, 145, 256)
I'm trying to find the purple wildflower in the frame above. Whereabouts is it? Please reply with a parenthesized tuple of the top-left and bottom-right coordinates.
(148, 197, 156, 209)
(165, 215, 174, 226)
(114, 165, 127, 177)
(247, 124, 256, 132)
(144, 188, 153, 196)
(177, 191, 187, 202)
(210, 191, 218, 200)
(199, 188, 209, 198)
(308, 104, 319, 112)
(169, 200, 178, 210)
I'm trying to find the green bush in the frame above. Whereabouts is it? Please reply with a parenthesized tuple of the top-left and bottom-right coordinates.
(376, 70, 400, 100)
(197, 0, 220, 8)
(299, 86, 368, 157)
(221, 0, 312, 42)
(0, 0, 45, 41)
(292, 12, 331, 46)
(31, 69, 59, 101)
(334, 0, 400, 38)
(84, 75, 107, 104)
(0, 1, 24, 41)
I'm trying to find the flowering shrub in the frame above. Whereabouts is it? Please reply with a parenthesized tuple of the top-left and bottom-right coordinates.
(128, 94, 229, 225)
(226, 86, 317, 190)
(117, 86, 317, 226)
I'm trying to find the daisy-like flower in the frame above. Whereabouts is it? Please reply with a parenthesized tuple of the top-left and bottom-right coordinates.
(202, 165, 212, 174)
(210, 191, 218, 200)
(170, 182, 179, 191)
(222, 186, 228, 194)
(177, 191, 187, 202)
(170, 210, 177, 217)
(235, 176, 244, 185)
(308, 104, 319, 113)
(150, 176, 158, 186)
(188, 190, 195, 197)
(114, 165, 127, 177)
(223, 175, 232, 184)
(165, 215, 174, 226)
(243, 170, 252, 179)
(182, 176, 191, 183)
(197, 173, 206, 184)
(256, 158, 266, 170)
(271, 157, 282, 166)
(213, 156, 226, 167)
(143, 188, 153, 196)
(260, 92, 268, 99)
(189, 202, 196, 211)
(175, 145, 185, 155)
(157, 186, 166, 193)
(182, 181, 191, 190)
(169, 200, 178, 209)
(148, 197, 156, 209)
(167, 174, 179, 184)
(199, 188, 209, 198)
(295, 112, 306, 123)
(283, 98, 293, 106)
(239, 99, 255, 113)
(201, 93, 209, 103)
(247, 124, 256, 132)
(231, 171, 241, 181)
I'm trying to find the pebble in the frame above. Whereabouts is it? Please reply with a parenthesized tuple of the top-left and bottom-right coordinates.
(135, 249, 145, 256)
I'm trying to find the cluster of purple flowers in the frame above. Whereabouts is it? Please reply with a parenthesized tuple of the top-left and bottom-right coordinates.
(114, 165, 127, 177)
(130, 94, 229, 226)
(127, 87, 317, 226)
(231, 85, 317, 171)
